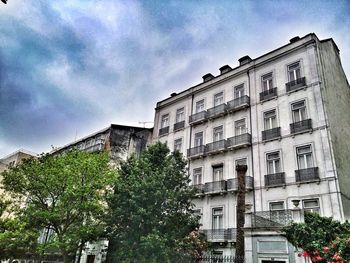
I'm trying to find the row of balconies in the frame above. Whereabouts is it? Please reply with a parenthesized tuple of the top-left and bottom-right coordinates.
(193, 176, 254, 196)
(264, 167, 319, 187)
(187, 133, 252, 159)
(260, 77, 307, 101)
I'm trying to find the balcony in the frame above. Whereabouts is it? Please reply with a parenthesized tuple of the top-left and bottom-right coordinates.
(207, 104, 227, 120)
(192, 184, 204, 196)
(201, 228, 236, 242)
(85, 142, 104, 153)
(189, 111, 207, 125)
(204, 180, 227, 195)
(252, 210, 293, 228)
(173, 121, 185, 131)
(158, 126, 169, 136)
(290, 119, 312, 134)
(286, 77, 306, 92)
(265, 172, 286, 187)
(226, 133, 251, 149)
(295, 167, 319, 183)
(187, 145, 206, 159)
(227, 176, 254, 192)
(260, 87, 277, 102)
(227, 95, 250, 112)
(262, 127, 281, 141)
(205, 140, 226, 155)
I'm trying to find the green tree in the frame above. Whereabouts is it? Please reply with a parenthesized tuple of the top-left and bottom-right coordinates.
(283, 213, 350, 262)
(0, 151, 116, 263)
(105, 142, 205, 263)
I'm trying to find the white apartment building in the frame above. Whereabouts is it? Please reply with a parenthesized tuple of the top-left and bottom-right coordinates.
(152, 33, 350, 262)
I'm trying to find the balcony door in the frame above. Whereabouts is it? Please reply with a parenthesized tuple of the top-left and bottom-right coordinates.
(212, 207, 223, 230)
(234, 84, 245, 98)
(291, 101, 307, 123)
(267, 152, 281, 174)
(213, 166, 223, 182)
(196, 99, 205, 113)
(213, 126, 223, 142)
(288, 61, 301, 82)
(296, 145, 313, 169)
(264, 110, 277, 130)
(235, 119, 246, 136)
(194, 132, 203, 147)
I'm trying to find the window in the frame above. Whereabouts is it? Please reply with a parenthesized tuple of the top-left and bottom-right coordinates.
(213, 165, 223, 181)
(262, 72, 273, 91)
(288, 61, 301, 81)
(296, 145, 313, 169)
(212, 207, 223, 229)
(291, 101, 307, 122)
(193, 168, 202, 185)
(264, 110, 277, 130)
(303, 199, 320, 214)
(266, 152, 281, 174)
(176, 107, 185, 123)
(213, 126, 223, 141)
(85, 139, 94, 148)
(235, 119, 246, 135)
(214, 92, 224, 106)
(161, 114, 169, 128)
(234, 84, 245, 98)
(194, 132, 203, 147)
(174, 138, 182, 152)
(196, 99, 205, 113)
(269, 201, 285, 211)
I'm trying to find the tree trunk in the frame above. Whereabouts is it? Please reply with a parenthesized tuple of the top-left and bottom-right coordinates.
(235, 164, 247, 263)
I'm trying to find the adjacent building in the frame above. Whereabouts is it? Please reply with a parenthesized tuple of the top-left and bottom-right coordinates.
(152, 33, 350, 262)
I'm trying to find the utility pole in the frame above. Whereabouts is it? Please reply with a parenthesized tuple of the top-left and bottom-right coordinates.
(235, 164, 247, 263)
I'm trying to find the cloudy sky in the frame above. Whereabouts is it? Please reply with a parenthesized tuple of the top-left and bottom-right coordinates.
(0, 0, 349, 157)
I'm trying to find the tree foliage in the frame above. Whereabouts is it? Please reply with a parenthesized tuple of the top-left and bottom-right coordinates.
(0, 151, 116, 262)
(283, 213, 350, 262)
(105, 142, 205, 263)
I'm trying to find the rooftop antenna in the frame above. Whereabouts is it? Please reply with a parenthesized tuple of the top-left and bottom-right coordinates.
(138, 121, 153, 128)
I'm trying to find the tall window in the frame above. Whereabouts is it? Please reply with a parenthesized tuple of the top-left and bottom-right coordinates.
(213, 126, 223, 141)
(267, 152, 281, 174)
(194, 132, 203, 147)
(176, 107, 184, 123)
(161, 114, 169, 128)
(213, 165, 223, 181)
(303, 199, 320, 214)
(212, 207, 223, 229)
(193, 168, 202, 185)
(296, 145, 313, 169)
(262, 72, 273, 91)
(291, 101, 307, 122)
(264, 110, 277, 130)
(234, 84, 245, 98)
(174, 138, 182, 152)
(214, 92, 224, 106)
(235, 119, 246, 135)
(288, 61, 301, 81)
(196, 99, 205, 113)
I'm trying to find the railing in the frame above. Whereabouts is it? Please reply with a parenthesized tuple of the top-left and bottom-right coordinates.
(206, 140, 226, 154)
(204, 180, 227, 194)
(173, 120, 185, 131)
(201, 228, 236, 241)
(260, 87, 277, 101)
(290, 119, 312, 134)
(286, 77, 306, 92)
(207, 104, 227, 119)
(189, 111, 207, 125)
(159, 126, 169, 136)
(227, 176, 254, 191)
(252, 210, 293, 228)
(262, 127, 281, 141)
(227, 95, 250, 112)
(265, 172, 285, 187)
(188, 255, 239, 263)
(295, 167, 319, 182)
(226, 133, 251, 148)
(187, 145, 206, 158)
(85, 143, 104, 153)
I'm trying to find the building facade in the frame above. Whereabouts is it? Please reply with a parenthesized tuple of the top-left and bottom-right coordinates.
(152, 33, 350, 262)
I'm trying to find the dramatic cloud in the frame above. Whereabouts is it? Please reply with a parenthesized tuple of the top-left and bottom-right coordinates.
(0, 0, 349, 156)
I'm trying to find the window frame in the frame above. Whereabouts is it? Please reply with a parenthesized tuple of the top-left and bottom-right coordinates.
(160, 113, 170, 128)
(175, 107, 185, 123)
(214, 92, 224, 107)
(194, 131, 204, 147)
(234, 118, 247, 135)
(212, 164, 224, 182)
(192, 167, 203, 185)
(302, 198, 320, 214)
(296, 144, 314, 170)
(291, 100, 307, 123)
(173, 138, 182, 152)
(234, 83, 245, 98)
(263, 109, 277, 130)
(212, 207, 224, 230)
(213, 125, 224, 142)
(195, 99, 205, 113)
(266, 151, 281, 174)
(261, 72, 274, 91)
(287, 61, 302, 82)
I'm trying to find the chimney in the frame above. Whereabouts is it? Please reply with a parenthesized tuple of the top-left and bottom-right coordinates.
(238, 55, 252, 66)
(219, 65, 232, 74)
(202, 73, 215, 83)
(289, 36, 300, 43)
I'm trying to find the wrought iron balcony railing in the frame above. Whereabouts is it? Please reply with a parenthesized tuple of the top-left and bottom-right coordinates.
(227, 95, 250, 112)
(189, 111, 207, 125)
(85, 143, 104, 153)
(173, 120, 185, 131)
(207, 104, 227, 119)
(286, 77, 306, 92)
(252, 210, 293, 228)
(265, 172, 285, 187)
(187, 145, 206, 158)
(260, 87, 277, 101)
(295, 167, 319, 182)
(204, 180, 227, 194)
(206, 139, 226, 154)
(226, 133, 251, 149)
(262, 127, 281, 141)
(227, 176, 254, 192)
(201, 228, 236, 241)
(159, 126, 169, 136)
(290, 119, 312, 134)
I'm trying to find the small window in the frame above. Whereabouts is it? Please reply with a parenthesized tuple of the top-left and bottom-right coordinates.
(174, 138, 182, 152)
(296, 145, 313, 169)
(212, 207, 223, 229)
(193, 168, 202, 185)
(234, 84, 245, 98)
(213, 165, 223, 181)
(262, 72, 273, 91)
(176, 108, 185, 123)
(213, 126, 223, 141)
(214, 92, 224, 106)
(291, 100, 307, 122)
(235, 119, 246, 135)
(196, 100, 205, 113)
(303, 199, 320, 214)
(288, 61, 301, 81)
(161, 114, 169, 128)
(266, 152, 281, 174)
(270, 201, 285, 211)
(264, 110, 277, 130)
(194, 132, 203, 147)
